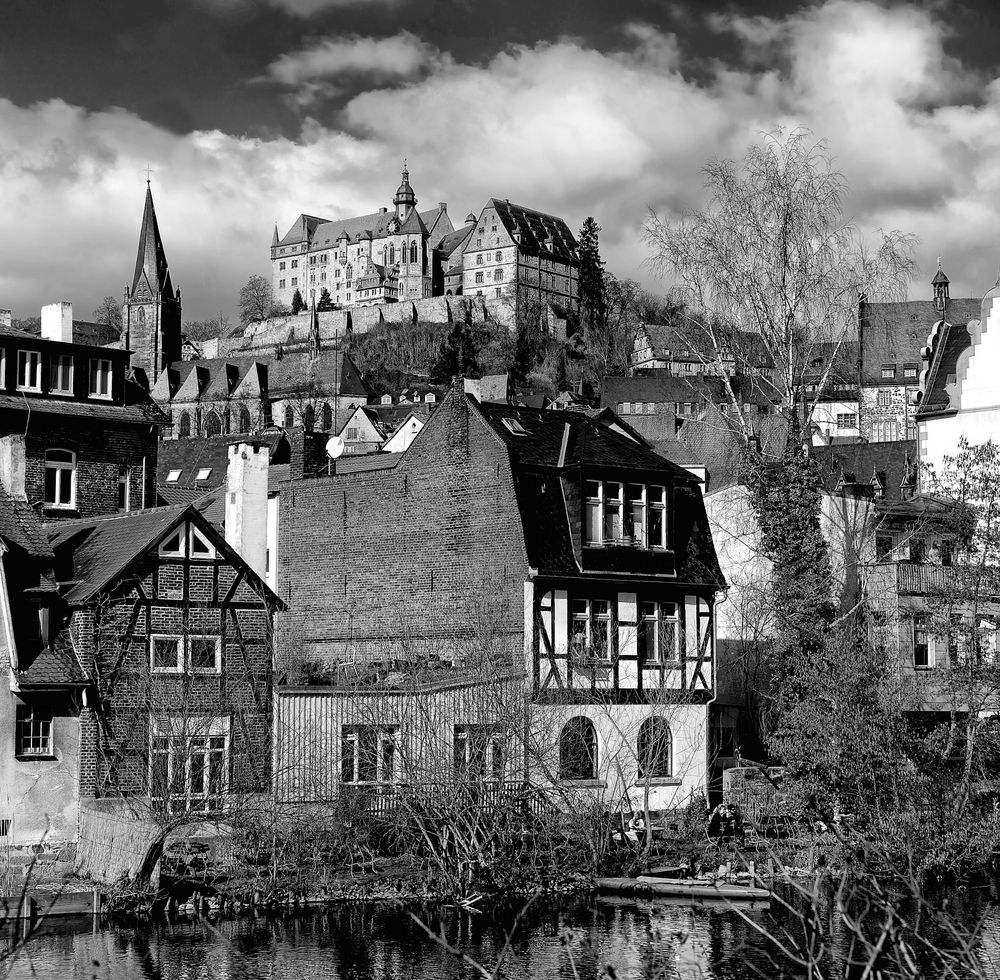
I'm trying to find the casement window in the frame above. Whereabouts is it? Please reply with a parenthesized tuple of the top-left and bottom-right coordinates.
(453, 725, 506, 782)
(195, 468, 212, 481)
(638, 602, 679, 664)
(836, 413, 858, 430)
(279, 262, 286, 271)
(978, 618, 999, 663)
(876, 534, 893, 560)
(16, 350, 41, 391)
(637, 716, 672, 780)
(559, 716, 597, 781)
(571, 598, 613, 663)
(949, 613, 969, 665)
(118, 466, 130, 512)
(291, 260, 298, 269)
(872, 420, 896, 443)
(15, 703, 53, 758)
(904, 366, 918, 379)
(877, 388, 892, 407)
(89, 358, 112, 399)
(495, 251, 502, 262)
(346, 427, 359, 441)
(50, 354, 74, 394)
(151, 635, 183, 673)
(44, 449, 76, 508)
(476, 254, 483, 265)
(584, 480, 666, 548)
(881, 366, 896, 379)
(494, 269, 503, 282)
(291, 278, 298, 287)
(475, 272, 484, 284)
(279, 279, 286, 289)
(341, 725, 400, 784)
(151, 718, 228, 814)
(913, 615, 930, 669)
(189, 636, 222, 674)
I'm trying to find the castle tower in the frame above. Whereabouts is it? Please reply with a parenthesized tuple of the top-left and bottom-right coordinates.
(932, 259, 950, 314)
(393, 162, 416, 223)
(122, 182, 182, 383)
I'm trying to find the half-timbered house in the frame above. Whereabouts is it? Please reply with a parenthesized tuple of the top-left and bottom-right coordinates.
(276, 380, 725, 813)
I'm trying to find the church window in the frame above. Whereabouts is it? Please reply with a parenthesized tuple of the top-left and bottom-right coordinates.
(321, 403, 332, 431)
(389, 245, 395, 264)
(178, 411, 191, 438)
(476, 254, 483, 265)
(410, 242, 418, 264)
(204, 411, 222, 438)
(235, 404, 251, 434)
(303, 405, 315, 432)
(283, 404, 294, 428)
(16, 350, 41, 392)
(89, 358, 113, 399)
(50, 354, 74, 395)
(44, 449, 76, 509)
(475, 272, 484, 284)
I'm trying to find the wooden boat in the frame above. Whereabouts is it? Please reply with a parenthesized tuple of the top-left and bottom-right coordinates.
(597, 876, 771, 902)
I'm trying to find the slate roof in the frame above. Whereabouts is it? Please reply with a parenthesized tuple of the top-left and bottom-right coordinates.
(489, 200, 578, 265)
(278, 207, 445, 249)
(860, 297, 980, 385)
(0, 484, 53, 559)
(14, 319, 120, 347)
(810, 440, 917, 504)
(157, 430, 290, 490)
(601, 373, 778, 409)
(16, 644, 88, 687)
(131, 184, 175, 299)
(435, 224, 474, 259)
(638, 323, 774, 369)
(0, 388, 168, 426)
(47, 506, 189, 604)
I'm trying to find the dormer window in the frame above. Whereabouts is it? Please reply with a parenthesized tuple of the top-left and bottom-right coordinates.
(50, 354, 74, 395)
(16, 350, 41, 392)
(881, 365, 896, 380)
(89, 358, 113, 399)
(585, 480, 666, 548)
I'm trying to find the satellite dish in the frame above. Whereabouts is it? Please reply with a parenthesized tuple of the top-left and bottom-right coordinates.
(325, 436, 346, 460)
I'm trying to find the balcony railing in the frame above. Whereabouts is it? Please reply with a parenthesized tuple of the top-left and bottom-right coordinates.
(861, 562, 1000, 598)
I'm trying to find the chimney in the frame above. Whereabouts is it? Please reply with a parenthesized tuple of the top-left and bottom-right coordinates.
(380, 207, 388, 214)
(0, 310, 11, 330)
(438, 202, 447, 212)
(41, 302, 73, 343)
(0, 434, 27, 501)
(225, 442, 269, 581)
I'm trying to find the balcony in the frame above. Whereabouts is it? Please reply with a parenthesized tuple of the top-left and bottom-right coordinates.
(863, 562, 1000, 599)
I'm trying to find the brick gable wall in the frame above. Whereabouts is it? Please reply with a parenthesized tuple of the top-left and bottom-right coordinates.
(276, 390, 529, 665)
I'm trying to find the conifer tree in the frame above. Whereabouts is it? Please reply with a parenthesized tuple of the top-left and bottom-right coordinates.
(291, 288, 305, 315)
(316, 287, 333, 312)
(577, 217, 606, 332)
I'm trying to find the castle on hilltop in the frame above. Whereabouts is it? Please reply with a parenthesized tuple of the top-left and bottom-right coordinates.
(270, 165, 580, 317)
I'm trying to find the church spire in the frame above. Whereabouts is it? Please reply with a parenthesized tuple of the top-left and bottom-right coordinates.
(131, 182, 174, 300)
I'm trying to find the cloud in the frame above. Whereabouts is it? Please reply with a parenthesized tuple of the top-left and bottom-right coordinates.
(200, 0, 405, 15)
(5, 2, 1000, 325)
(266, 32, 443, 90)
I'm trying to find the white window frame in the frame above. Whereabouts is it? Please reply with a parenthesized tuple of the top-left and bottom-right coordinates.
(15, 702, 53, 758)
(836, 413, 858, 430)
(453, 725, 506, 782)
(16, 350, 41, 392)
(341, 725, 401, 785)
(50, 354, 74, 395)
(188, 635, 222, 675)
(89, 358, 113, 399)
(166, 469, 182, 483)
(150, 716, 229, 814)
(638, 601, 680, 665)
(585, 480, 666, 549)
(189, 525, 216, 559)
(195, 468, 212, 481)
(570, 597, 613, 664)
(118, 466, 130, 512)
(44, 448, 76, 509)
(151, 634, 184, 674)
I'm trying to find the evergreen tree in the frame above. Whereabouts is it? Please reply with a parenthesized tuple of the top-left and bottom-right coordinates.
(291, 289, 305, 315)
(431, 322, 480, 383)
(316, 287, 334, 312)
(577, 217, 606, 332)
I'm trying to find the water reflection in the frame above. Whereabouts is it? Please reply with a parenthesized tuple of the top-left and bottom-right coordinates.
(2, 892, 998, 980)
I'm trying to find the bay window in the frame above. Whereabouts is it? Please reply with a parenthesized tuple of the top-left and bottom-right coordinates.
(585, 479, 667, 548)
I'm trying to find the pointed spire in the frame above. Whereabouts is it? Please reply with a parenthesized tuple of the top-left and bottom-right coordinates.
(932, 256, 950, 312)
(272, 224, 279, 248)
(131, 183, 174, 299)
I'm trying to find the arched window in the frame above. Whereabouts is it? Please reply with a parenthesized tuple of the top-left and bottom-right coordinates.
(303, 404, 315, 432)
(236, 404, 252, 434)
(410, 241, 418, 265)
(637, 717, 672, 780)
(222, 407, 231, 434)
(389, 244, 395, 265)
(283, 404, 294, 428)
(204, 411, 222, 438)
(559, 717, 597, 781)
(178, 411, 191, 438)
(44, 449, 76, 509)
(321, 403, 333, 431)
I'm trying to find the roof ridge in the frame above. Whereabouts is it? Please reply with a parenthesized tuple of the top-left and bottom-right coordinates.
(45, 503, 189, 531)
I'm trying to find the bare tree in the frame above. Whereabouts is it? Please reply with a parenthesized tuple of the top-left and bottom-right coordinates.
(93, 296, 122, 334)
(239, 275, 275, 327)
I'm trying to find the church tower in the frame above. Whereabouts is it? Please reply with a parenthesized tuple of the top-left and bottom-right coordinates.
(393, 163, 416, 223)
(121, 183, 182, 384)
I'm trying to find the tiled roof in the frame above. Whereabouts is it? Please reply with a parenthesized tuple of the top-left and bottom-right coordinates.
(860, 298, 980, 384)
(601, 373, 778, 409)
(279, 207, 444, 249)
(47, 506, 189, 604)
(489, 200, 578, 265)
(157, 430, 290, 489)
(684, 413, 788, 494)
(810, 440, 916, 504)
(435, 224, 474, 258)
(17, 644, 87, 687)
(638, 323, 774, 369)
(0, 484, 53, 559)
(0, 384, 168, 426)
(13, 319, 120, 347)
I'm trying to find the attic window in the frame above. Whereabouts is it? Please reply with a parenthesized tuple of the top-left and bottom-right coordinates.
(159, 529, 184, 557)
(166, 470, 182, 483)
(189, 526, 215, 558)
(502, 418, 528, 436)
(195, 468, 212, 481)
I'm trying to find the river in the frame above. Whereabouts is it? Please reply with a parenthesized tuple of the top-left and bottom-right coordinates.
(3, 890, 1000, 979)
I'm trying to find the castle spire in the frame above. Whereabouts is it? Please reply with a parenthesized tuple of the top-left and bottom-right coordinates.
(272, 223, 279, 248)
(932, 257, 949, 313)
(131, 183, 174, 300)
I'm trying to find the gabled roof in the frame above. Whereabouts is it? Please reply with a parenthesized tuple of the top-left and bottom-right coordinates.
(435, 223, 473, 260)
(636, 322, 774, 370)
(810, 440, 917, 504)
(916, 320, 971, 418)
(157, 430, 290, 490)
(16, 644, 87, 688)
(601, 373, 778, 409)
(131, 184, 174, 299)
(279, 207, 444, 250)
(488, 199, 578, 265)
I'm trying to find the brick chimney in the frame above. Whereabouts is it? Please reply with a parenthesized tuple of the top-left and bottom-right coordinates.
(0, 434, 27, 501)
(226, 442, 269, 581)
(41, 302, 73, 343)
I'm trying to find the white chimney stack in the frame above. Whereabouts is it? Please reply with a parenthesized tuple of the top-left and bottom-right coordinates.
(225, 442, 269, 581)
(0, 310, 11, 330)
(0, 434, 27, 501)
(41, 302, 73, 343)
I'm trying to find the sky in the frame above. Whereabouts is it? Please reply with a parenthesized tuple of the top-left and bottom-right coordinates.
(2, 0, 1000, 322)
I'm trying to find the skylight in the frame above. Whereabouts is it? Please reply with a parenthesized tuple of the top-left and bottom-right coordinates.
(196, 468, 212, 481)
(502, 418, 528, 436)
(166, 470, 182, 483)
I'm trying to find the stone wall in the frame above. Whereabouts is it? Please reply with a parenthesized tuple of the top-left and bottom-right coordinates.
(76, 799, 162, 884)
